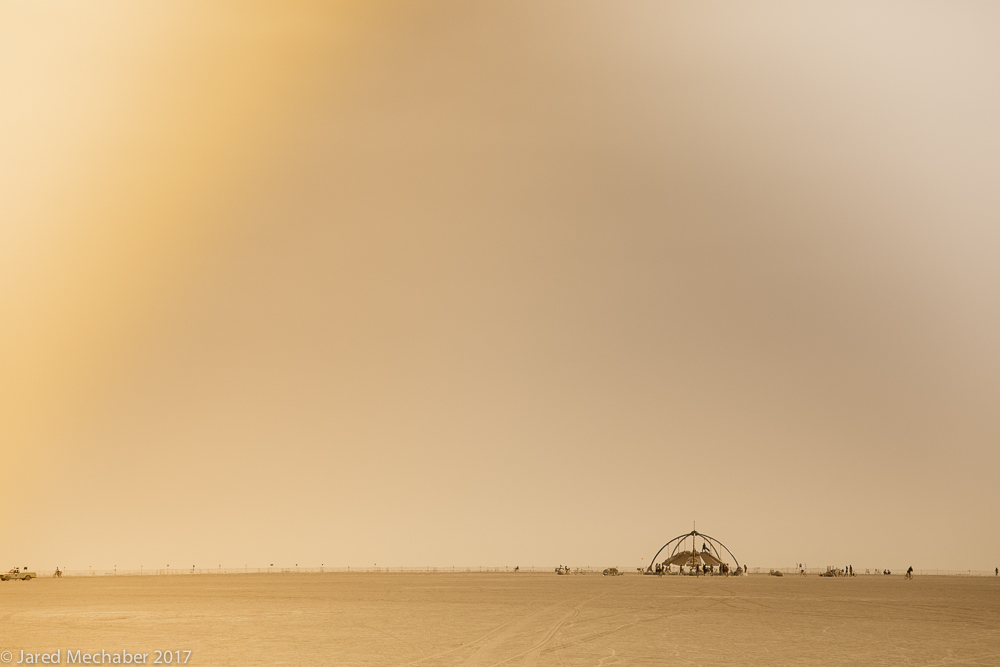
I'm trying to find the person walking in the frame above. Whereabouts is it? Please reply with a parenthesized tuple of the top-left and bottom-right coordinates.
(905, 566, 914, 579)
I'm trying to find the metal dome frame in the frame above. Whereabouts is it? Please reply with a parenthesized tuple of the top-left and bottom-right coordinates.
(646, 530, 740, 573)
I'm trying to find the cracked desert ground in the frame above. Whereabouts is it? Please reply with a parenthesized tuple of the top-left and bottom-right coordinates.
(2, 573, 998, 666)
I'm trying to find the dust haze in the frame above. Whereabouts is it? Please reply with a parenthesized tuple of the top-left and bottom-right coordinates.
(2, 0, 998, 574)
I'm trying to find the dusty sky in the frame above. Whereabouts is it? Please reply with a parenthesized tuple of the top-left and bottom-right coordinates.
(3, 1, 998, 572)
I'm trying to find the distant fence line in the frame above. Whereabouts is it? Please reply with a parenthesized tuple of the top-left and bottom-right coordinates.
(59, 566, 598, 577)
(52, 566, 999, 578)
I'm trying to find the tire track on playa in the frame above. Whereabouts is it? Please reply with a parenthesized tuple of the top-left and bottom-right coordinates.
(545, 593, 743, 655)
(596, 649, 618, 666)
(460, 605, 556, 667)
(393, 607, 539, 667)
(922, 649, 1000, 667)
(481, 600, 590, 667)
(546, 608, 690, 653)
(354, 621, 430, 658)
(513, 604, 580, 667)
(549, 617, 655, 650)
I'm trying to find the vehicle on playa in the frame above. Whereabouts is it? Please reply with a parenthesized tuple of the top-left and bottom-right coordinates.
(555, 565, 571, 575)
(602, 568, 622, 576)
(1, 567, 37, 581)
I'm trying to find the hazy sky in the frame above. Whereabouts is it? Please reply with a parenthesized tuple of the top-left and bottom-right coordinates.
(3, 1, 999, 572)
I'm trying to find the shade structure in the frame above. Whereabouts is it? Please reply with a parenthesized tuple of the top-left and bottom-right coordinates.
(647, 530, 739, 574)
(662, 549, 723, 568)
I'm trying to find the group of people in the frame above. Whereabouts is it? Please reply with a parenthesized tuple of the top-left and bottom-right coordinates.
(652, 561, 739, 576)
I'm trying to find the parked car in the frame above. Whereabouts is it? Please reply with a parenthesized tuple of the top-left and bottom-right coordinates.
(1, 567, 37, 581)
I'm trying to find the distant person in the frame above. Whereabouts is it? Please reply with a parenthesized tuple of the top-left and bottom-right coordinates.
(995, 567, 998, 576)
(906, 566, 913, 580)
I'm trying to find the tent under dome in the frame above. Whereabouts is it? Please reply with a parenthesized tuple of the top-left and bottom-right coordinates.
(661, 549, 724, 569)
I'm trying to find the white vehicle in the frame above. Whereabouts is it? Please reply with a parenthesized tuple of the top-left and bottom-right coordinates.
(1, 567, 37, 581)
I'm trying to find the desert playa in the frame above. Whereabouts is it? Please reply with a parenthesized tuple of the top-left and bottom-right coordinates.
(2, 573, 998, 666)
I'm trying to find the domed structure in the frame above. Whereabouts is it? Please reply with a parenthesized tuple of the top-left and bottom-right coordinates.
(646, 529, 740, 575)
